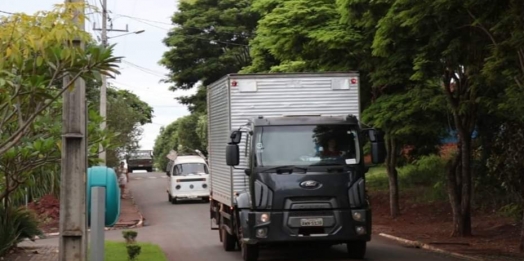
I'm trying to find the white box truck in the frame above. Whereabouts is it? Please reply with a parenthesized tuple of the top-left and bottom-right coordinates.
(207, 72, 386, 261)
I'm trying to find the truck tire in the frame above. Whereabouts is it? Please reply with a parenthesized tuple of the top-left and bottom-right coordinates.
(346, 241, 366, 259)
(170, 197, 178, 204)
(241, 242, 259, 261)
(221, 226, 236, 251)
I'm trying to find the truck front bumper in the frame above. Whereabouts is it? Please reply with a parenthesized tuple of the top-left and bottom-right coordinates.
(239, 208, 371, 245)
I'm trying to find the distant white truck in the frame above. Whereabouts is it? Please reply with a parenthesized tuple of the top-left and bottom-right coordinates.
(165, 151, 210, 204)
(206, 72, 386, 261)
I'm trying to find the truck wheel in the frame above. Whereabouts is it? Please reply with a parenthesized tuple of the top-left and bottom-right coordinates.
(168, 193, 172, 202)
(221, 226, 236, 251)
(170, 197, 178, 204)
(346, 241, 366, 259)
(241, 242, 259, 261)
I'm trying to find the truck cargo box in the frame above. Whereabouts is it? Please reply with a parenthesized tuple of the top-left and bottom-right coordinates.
(207, 72, 360, 207)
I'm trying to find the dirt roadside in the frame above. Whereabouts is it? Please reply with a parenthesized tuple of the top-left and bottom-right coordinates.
(370, 191, 523, 261)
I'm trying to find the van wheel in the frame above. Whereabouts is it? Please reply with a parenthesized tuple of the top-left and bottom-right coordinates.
(346, 241, 366, 259)
(170, 197, 178, 204)
(221, 226, 236, 251)
(168, 193, 172, 202)
(202, 197, 210, 203)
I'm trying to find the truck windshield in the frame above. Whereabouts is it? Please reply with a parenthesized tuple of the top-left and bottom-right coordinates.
(174, 163, 209, 176)
(254, 125, 360, 167)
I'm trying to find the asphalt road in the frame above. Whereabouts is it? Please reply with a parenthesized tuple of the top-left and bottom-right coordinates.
(127, 172, 461, 261)
(24, 171, 461, 261)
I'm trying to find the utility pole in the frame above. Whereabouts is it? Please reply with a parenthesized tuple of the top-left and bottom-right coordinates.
(98, 0, 108, 165)
(59, 0, 87, 260)
(94, 0, 128, 165)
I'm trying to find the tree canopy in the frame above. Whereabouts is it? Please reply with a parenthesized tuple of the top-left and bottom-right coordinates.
(160, 0, 259, 113)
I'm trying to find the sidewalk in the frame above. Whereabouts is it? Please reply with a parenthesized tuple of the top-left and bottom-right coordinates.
(5, 189, 143, 261)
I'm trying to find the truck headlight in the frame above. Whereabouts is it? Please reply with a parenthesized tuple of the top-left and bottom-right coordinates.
(352, 210, 365, 222)
(260, 213, 270, 223)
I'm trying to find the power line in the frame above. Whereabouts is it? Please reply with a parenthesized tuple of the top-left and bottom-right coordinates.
(0, 10, 14, 15)
(113, 13, 173, 26)
(122, 60, 166, 77)
(117, 14, 249, 47)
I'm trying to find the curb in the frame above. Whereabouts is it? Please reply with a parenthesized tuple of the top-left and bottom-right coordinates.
(27, 191, 145, 241)
(379, 233, 484, 261)
(127, 193, 145, 229)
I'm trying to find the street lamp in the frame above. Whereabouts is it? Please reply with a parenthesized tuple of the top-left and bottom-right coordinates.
(107, 30, 145, 39)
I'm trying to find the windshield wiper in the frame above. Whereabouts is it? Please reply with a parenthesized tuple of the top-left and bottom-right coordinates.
(259, 165, 308, 174)
(309, 162, 348, 172)
(310, 162, 345, 167)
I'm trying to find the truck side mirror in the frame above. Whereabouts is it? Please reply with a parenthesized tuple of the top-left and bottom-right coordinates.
(230, 130, 242, 144)
(226, 143, 240, 166)
(369, 129, 386, 164)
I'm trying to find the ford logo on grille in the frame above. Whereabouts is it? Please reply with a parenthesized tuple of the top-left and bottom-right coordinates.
(300, 180, 321, 189)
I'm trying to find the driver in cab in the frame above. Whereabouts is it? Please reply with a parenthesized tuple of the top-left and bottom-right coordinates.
(321, 138, 342, 157)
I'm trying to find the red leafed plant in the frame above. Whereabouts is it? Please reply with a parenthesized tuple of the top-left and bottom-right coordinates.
(28, 194, 60, 223)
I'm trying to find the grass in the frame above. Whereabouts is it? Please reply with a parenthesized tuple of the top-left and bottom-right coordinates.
(104, 241, 167, 261)
(366, 155, 448, 202)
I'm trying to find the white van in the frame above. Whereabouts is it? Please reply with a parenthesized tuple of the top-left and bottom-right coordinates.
(166, 155, 210, 204)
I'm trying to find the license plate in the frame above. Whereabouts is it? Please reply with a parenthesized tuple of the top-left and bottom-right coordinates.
(187, 196, 197, 199)
(300, 218, 323, 227)
(138, 164, 143, 167)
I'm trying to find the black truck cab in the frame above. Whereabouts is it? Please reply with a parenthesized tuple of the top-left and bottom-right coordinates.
(216, 114, 386, 261)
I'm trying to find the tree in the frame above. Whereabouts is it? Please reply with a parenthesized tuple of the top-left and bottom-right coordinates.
(245, 0, 360, 73)
(486, 121, 524, 252)
(372, 0, 496, 236)
(0, 102, 117, 207)
(363, 87, 447, 216)
(176, 114, 206, 155)
(0, 3, 120, 156)
(0, 3, 121, 206)
(88, 86, 154, 166)
(196, 114, 208, 152)
(160, 0, 259, 113)
(153, 121, 180, 171)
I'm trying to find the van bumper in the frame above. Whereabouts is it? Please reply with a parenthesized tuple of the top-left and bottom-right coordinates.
(168, 190, 209, 199)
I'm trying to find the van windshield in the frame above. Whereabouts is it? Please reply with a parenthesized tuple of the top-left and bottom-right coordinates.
(254, 124, 360, 167)
(174, 163, 209, 176)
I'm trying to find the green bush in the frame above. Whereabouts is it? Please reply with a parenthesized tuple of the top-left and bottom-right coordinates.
(126, 244, 142, 261)
(122, 230, 138, 244)
(366, 155, 447, 201)
(399, 154, 446, 187)
(499, 203, 523, 222)
(0, 205, 43, 256)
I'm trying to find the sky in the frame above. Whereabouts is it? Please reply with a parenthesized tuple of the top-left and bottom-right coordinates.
(0, 0, 195, 150)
